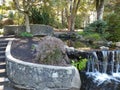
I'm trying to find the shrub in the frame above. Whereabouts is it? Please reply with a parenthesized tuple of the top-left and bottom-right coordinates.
(72, 58, 87, 71)
(105, 13, 120, 41)
(8, 11, 14, 19)
(20, 32, 33, 38)
(29, 7, 54, 25)
(78, 31, 102, 41)
(84, 20, 108, 34)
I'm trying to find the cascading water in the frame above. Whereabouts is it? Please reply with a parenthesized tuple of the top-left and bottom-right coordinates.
(86, 50, 120, 86)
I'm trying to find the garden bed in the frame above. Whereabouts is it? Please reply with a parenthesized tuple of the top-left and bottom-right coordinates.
(5, 38, 81, 90)
(11, 37, 39, 64)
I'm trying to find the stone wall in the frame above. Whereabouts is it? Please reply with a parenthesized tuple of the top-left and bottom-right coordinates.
(5, 39, 81, 90)
(4, 24, 54, 36)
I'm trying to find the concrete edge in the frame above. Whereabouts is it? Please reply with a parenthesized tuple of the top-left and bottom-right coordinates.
(5, 38, 81, 89)
(5, 38, 78, 70)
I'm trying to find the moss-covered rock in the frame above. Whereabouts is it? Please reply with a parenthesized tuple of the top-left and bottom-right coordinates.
(36, 36, 70, 66)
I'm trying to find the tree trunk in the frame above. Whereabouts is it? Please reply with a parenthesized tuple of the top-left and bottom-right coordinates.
(61, 9, 64, 27)
(68, 15, 75, 32)
(13, 0, 31, 33)
(96, 0, 105, 20)
(25, 13, 30, 33)
(68, 0, 81, 32)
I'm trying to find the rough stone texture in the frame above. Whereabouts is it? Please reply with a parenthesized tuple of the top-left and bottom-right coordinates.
(4, 24, 53, 36)
(116, 42, 120, 47)
(6, 39, 81, 90)
(1, 18, 14, 25)
(30, 24, 53, 36)
(4, 25, 25, 35)
(36, 36, 70, 66)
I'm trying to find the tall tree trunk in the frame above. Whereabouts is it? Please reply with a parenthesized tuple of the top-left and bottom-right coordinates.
(68, 0, 81, 32)
(96, 0, 105, 20)
(25, 13, 30, 33)
(61, 9, 66, 27)
(13, 0, 31, 32)
(68, 15, 75, 32)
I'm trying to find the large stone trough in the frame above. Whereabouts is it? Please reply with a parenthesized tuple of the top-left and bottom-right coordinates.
(5, 39, 81, 90)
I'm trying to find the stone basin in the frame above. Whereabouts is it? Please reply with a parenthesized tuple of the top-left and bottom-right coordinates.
(5, 39, 81, 90)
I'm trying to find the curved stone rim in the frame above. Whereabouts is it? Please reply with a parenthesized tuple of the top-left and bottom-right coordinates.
(5, 38, 76, 69)
(5, 38, 81, 89)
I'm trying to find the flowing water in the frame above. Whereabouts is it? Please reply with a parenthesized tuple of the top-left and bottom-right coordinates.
(86, 50, 120, 86)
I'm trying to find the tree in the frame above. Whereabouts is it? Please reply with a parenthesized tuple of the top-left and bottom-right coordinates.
(105, 0, 120, 41)
(13, 0, 36, 32)
(67, 0, 81, 32)
(95, 0, 105, 20)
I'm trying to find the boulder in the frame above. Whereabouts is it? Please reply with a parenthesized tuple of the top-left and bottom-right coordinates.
(36, 36, 70, 66)
(116, 42, 120, 47)
(1, 18, 14, 25)
(4, 24, 53, 36)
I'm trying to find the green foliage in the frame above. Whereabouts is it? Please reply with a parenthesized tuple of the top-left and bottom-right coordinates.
(75, 15, 84, 29)
(85, 32, 102, 41)
(14, 12, 24, 25)
(0, 14, 3, 21)
(72, 58, 87, 70)
(78, 31, 102, 41)
(85, 20, 108, 34)
(72, 41, 87, 48)
(20, 32, 33, 38)
(29, 7, 54, 25)
(8, 11, 14, 19)
(105, 13, 120, 42)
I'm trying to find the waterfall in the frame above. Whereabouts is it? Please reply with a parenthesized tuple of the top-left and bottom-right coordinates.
(111, 51, 115, 74)
(115, 50, 120, 73)
(86, 50, 120, 85)
(102, 50, 108, 73)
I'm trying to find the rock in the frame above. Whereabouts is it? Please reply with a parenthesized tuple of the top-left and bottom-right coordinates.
(100, 46, 109, 50)
(1, 18, 14, 25)
(64, 45, 75, 52)
(116, 42, 120, 47)
(6, 39, 81, 90)
(36, 36, 70, 65)
(30, 24, 53, 36)
(4, 24, 53, 36)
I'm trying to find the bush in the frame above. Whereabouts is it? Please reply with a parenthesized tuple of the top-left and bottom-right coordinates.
(29, 7, 54, 25)
(78, 31, 102, 41)
(72, 58, 87, 71)
(84, 20, 108, 34)
(8, 11, 14, 19)
(105, 13, 120, 41)
(20, 32, 33, 38)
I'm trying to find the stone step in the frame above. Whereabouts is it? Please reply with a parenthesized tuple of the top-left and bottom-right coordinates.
(0, 40, 8, 44)
(0, 43, 8, 47)
(0, 64, 6, 69)
(0, 51, 5, 56)
(0, 78, 9, 85)
(0, 35, 15, 39)
(0, 47, 6, 51)
(0, 55, 5, 60)
(0, 69, 6, 77)
(0, 72, 7, 77)
(0, 59, 5, 63)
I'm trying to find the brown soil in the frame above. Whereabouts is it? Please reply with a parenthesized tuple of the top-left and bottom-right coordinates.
(11, 37, 40, 63)
(11, 37, 69, 66)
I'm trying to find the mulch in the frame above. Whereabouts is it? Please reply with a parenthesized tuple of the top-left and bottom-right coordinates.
(11, 37, 40, 63)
